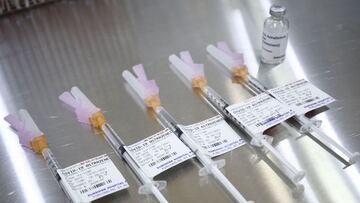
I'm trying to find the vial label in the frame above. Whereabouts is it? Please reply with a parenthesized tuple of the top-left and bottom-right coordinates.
(261, 31, 288, 63)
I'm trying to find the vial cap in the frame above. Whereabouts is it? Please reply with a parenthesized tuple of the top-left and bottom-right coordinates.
(270, 5, 286, 17)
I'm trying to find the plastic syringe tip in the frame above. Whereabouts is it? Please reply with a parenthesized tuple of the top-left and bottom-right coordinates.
(179, 51, 205, 77)
(216, 41, 245, 65)
(4, 114, 23, 131)
(59, 86, 106, 128)
(216, 41, 248, 79)
(133, 64, 160, 99)
(4, 109, 48, 153)
(122, 64, 160, 109)
(169, 51, 207, 89)
(207, 41, 248, 79)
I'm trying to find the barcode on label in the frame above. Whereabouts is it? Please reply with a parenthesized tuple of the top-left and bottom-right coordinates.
(148, 152, 178, 167)
(296, 96, 319, 106)
(203, 139, 228, 149)
(79, 179, 113, 194)
(254, 110, 286, 127)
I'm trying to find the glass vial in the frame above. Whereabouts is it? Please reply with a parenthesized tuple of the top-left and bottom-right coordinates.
(261, 5, 289, 64)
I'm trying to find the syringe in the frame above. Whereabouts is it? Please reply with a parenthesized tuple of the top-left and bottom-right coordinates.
(168, 51, 305, 185)
(122, 64, 253, 203)
(206, 41, 360, 166)
(59, 87, 168, 203)
(4, 109, 81, 203)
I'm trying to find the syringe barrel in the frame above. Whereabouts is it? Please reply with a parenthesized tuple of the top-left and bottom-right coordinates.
(122, 152, 151, 185)
(154, 105, 233, 178)
(180, 132, 212, 165)
(155, 106, 212, 158)
(202, 86, 229, 111)
(121, 152, 169, 203)
(261, 140, 305, 182)
(102, 123, 126, 155)
(155, 107, 182, 136)
(101, 123, 156, 185)
(247, 75, 268, 93)
(202, 86, 251, 134)
(155, 106, 212, 165)
(42, 148, 61, 181)
(42, 148, 83, 202)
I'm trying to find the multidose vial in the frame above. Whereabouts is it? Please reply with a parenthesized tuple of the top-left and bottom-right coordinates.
(261, 5, 289, 64)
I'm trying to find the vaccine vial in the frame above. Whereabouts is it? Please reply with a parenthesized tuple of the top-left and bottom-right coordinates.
(261, 5, 289, 64)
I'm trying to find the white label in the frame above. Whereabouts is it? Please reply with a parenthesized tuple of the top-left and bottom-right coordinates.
(124, 129, 195, 178)
(268, 79, 335, 115)
(226, 93, 295, 135)
(261, 30, 288, 62)
(57, 154, 129, 202)
(179, 116, 245, 157)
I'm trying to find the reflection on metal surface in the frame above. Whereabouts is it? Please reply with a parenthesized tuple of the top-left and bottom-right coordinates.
(316, 114, 360, 197)
(0, 74, 45, 203)
(0, 131, 45, 203)
(228, 10, 259, 76)
(222, 0, 259, 76)
(276, 140, 320, 203)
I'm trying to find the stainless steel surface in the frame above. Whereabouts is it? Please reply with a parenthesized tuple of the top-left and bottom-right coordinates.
(0, 0, 359, 203)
